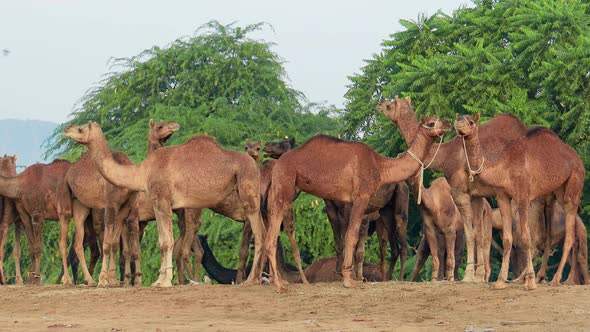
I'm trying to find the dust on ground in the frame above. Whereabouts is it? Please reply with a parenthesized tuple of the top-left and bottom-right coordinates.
(0, 281, 588, 331)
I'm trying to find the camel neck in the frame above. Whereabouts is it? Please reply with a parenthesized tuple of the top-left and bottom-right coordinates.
(461, 134, 485, 177)
(87, 133, 145, 192)
(0, 174, 20, 199)
(199, 237, 238, 284)
(379, 129, 433, 185)
(147, 139, 162, 156)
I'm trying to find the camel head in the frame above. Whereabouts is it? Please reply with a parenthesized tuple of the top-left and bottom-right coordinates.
(149, 119, 180, 145)
(263, 136, 295, 159)
(453, 113, 480, 137)
(244, 141, 261, 160)
(376, 95, 413, 124)
(419, 114, 452, 138)
(0, 154, 17, 175)
(64, 122, 102, 146)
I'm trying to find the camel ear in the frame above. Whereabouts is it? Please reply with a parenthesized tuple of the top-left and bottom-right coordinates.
(289, 137, 295, 147)
(419, 114, 426, 124)
(455, 113, 459, 120)
(473, 113, 480, 123)
(12, 155, 16, 161)
(405, 96, 411, 102)
(149, 119, 154, 127)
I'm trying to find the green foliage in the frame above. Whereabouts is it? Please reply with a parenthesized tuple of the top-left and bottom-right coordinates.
(344, 0, 590, 279)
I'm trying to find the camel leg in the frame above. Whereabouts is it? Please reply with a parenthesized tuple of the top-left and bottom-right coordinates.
(423, 215, 439, 282)
(128, 215, 142, 286)
(471, 199, 486, 282)
(443, 230, 457, 281)
(325, 200, 343, 274)
(107, 208, 129, 287)
(537, 198, 554, 284)
(30, 216, 44, 285)
(237, 221, 252, 284)
(58, 209, 73, 286)
(342, 196, 370, 288)
(452, 191, 476, 282)
(180, 209, 198, 283)
(411, 235, 429, 282)
(0, 213, 8, 285)
(564, 239, 579, 285)
(98, 205, 116, 287)
(152, 197, 174, 288)
(395, 212, 407, 281)
(192, 210, 204, 282)
(283, 208, 308, 284)
(87, 223, 100, 278)
(72, 201, 95, 286)
(376, 218, 388, 280)
(552, 207, 577, 286)
(173, 209, 185, 285)
(575, 221, 590, 284)
(354, 220, 370, 281)
(13, 221, 23, 285)
(265, 195, 290, 291)
(120, 223, 132, 286)
(14, 204, 33, 284)
(492, 195, 514, 289)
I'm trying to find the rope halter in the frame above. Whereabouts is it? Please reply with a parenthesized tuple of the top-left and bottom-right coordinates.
(406, 119, 445, 204)
(455, 120, 485, 182)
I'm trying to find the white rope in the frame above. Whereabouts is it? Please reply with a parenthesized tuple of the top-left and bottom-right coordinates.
(461, 135, 485, 182)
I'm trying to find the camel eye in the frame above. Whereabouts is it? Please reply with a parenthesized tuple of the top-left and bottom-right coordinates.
(256, 147, 260, 151)
(158, 125, 163, 129)
(427, 122, 435, 128)
(469, 120, 474, 125)
(244, 147, 248, 150)
(78, 128, 83, 133)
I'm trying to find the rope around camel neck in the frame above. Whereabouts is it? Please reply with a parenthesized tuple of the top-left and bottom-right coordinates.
(406, 134, 444, 205)
(461, 135, 485, 182)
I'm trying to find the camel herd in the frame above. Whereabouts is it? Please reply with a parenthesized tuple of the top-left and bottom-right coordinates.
(0, 97, 586, 293)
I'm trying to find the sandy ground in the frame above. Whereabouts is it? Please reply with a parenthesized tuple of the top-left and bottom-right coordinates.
(0, 281, 589, 331)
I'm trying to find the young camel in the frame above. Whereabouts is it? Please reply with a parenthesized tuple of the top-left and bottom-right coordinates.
(0, 159, 72, 284)
(454, 113, 585, 289)
(377, 97, 564, 290)
(265, 111, 452, 291)
(0, 155, 24, 285)
(64, 123, 266, 287)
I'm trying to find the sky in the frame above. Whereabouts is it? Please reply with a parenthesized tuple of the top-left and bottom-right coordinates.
(0, 0, 472, 124)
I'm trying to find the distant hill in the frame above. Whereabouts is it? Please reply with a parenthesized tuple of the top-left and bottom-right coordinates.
(0, 119, 57, 168)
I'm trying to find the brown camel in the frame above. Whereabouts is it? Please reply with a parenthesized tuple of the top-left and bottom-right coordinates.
(64, 123, 266, 287)
(0, 155, 24, 285)
(265, 111, 452, 291)
(491, 199, 589, 284)
(377, 97, 574, 290)
(57, 147, 138, 286)
(325, 182, 409, 282)
(298, 256, 387, 283)
(118, 119, 187, 286)
(454, 113, 585, 289)
(0, 159, 72, 284)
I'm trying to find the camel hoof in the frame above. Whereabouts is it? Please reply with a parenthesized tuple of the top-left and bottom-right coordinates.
(343, 278, 358, 288)
(134, 276, 143, 287)
(492, 281, 507, 290)
(15, 277, 24, 286)
(564, 278, 576, 286)
(524, 278, 537, 291)
(61, 276, 73, 287)
(549, 278, 561, 287)
(151, 280, 173, 288)
(462, 275, 476, 283)
(108, 280, 121, 287)
(85, 280, 97, 287)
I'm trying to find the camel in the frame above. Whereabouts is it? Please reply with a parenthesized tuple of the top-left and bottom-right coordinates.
(57, 148, 138, 286)
(0, 155, 24, 285)
(264, 110, 452, 291)
(325, 182, 409, 282)
(298, 257, 387, 283)
(64, 122, 266, 287)
(377, 97, 575, 290)
(491, 199, 589, 284)
(0, 159, 72, 284)
(454, 113, 585, 289)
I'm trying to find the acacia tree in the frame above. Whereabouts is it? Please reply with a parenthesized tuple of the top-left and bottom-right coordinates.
(344, 0, 590, 278)
(38, 21, 342, 284)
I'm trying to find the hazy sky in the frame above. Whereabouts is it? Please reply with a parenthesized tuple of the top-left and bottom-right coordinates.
(0, 0, 471, 123)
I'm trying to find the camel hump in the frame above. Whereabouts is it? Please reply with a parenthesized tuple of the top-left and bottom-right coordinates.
(111, 151, 133, 165)
(525, 126, 556, 138)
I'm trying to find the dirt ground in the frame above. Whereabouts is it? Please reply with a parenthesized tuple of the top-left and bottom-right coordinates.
(1, 281, 589, 332)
